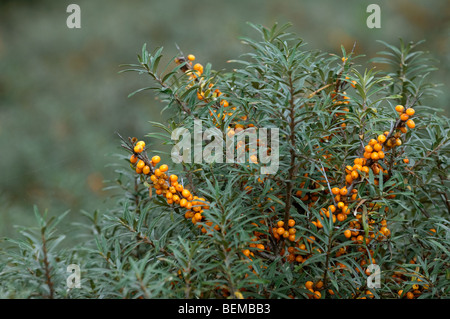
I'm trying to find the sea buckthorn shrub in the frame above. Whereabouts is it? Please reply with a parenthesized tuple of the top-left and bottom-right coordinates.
(0, 23, 448, 299)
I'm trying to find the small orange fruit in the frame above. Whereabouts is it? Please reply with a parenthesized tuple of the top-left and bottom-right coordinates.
(152, 155, 161, 164)
(406, 119, 415, 129)
(378, 134, 387, 143)
(288, 219, 295, 227)
(136, 160, 146, 170)
(130, 154, 138, 164)
(305, 281, 314, 290)
(395, 105, 405, 112)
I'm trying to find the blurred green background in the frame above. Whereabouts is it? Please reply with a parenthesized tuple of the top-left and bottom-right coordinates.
(0, 0, 448, 237)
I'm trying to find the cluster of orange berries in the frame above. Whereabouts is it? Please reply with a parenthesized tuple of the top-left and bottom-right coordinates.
(395, 104, 416, 130)
(320, 186, 354, 224)
(242, 222, 267, 259)
(129, 139, 219, 234)
(329, 187, 390, 236)
(394, 263, 430, 299)
(272, 219, 297, 242)
(304, 280, 326, 299)
(284, 236, 320, 264)
(177, 54, 253, 136)
(362, 134, 387, 161)
(174, 53, 204, 80)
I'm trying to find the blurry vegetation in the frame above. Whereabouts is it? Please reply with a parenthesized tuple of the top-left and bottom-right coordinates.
(0, 0, 448, 238)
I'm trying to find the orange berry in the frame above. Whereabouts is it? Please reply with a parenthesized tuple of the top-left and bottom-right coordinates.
(342, 206, 350, 215)
(406, 292, 414, 299)
(130, 154, 138, 164)
(346, 174, 353, 184)
(137, 160, 146, 170)
(180, 199, 187, 207)
(277, 221, 285, 228)
(403, 158, 409, 164)
(182, 189, 191, 198)
(169, 174, 178, 183)
(152, 156, 161, 164)
(187, 54, 195, 61)
(337, 214, 345, 222)
(193, 63, 203, 74)
(351, 171, 359, 180)
(406, 119, 415, 129)
(160, 164, 169, 172)
(340, 188, 348, 196)
(400, 113, 409, 121)
(378, 151, 385, 159)
(344, 229, 352, 238)
(371, 152, 379, 160)
(134, 144, 144, 153)
(365, 145, 373, 153)
(154, 168, 162, 177)
(277, 227, 285, 235)
(143, 165, 151, 175)
(406, 108, 415, 116)
(305, 281, 314, 290)
(288, 219, 295, 227)
(378, 134, 387, 143)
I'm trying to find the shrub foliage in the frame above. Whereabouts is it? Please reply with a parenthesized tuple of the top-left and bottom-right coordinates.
(1, 23, 449, 299)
